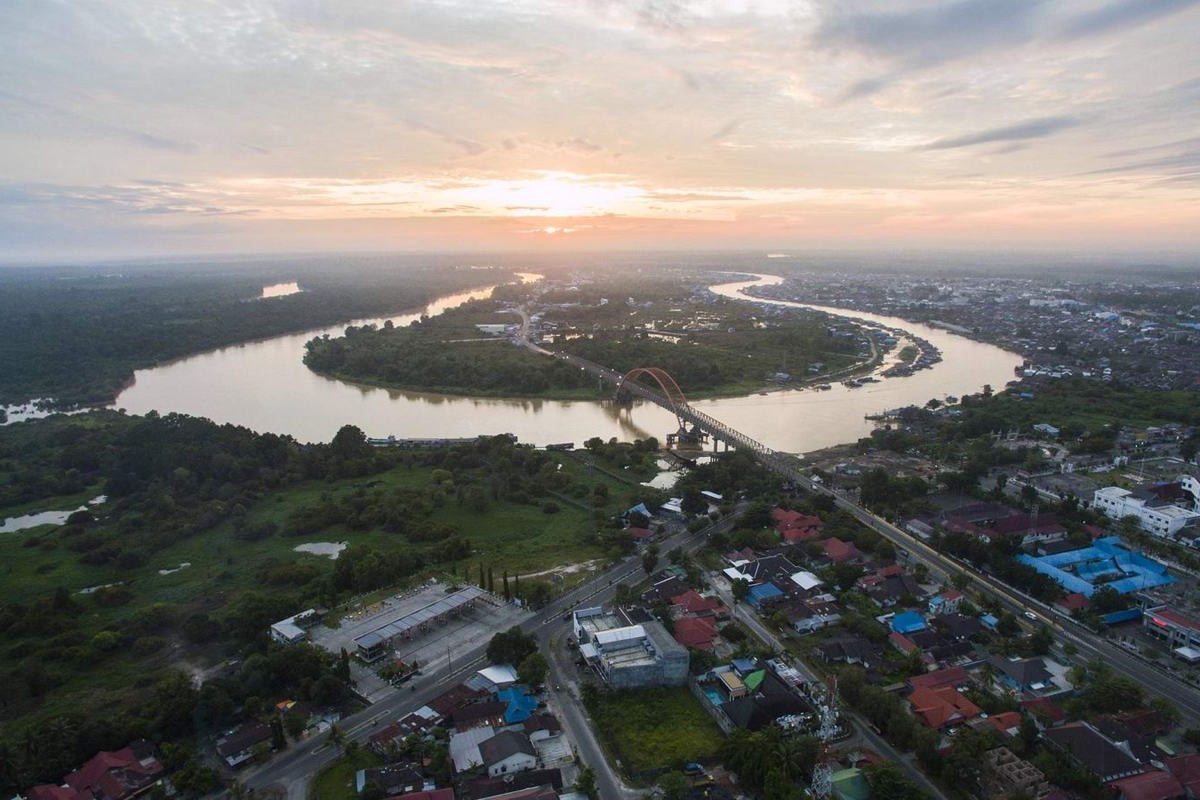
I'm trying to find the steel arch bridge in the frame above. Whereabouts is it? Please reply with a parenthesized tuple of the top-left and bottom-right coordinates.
(613, 366, 692, 431)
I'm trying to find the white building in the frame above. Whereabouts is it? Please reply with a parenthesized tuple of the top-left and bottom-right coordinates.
(269, 609, 319, 645)
(1092, 485, 1200, 538)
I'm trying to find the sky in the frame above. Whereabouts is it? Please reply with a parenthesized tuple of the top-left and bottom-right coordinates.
(2, 0, 1200, 262)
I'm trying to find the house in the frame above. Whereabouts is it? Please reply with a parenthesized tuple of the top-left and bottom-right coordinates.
(987, 656, 1053, 693)
(478, 731, 537, 778)
(1044, 722, 1144, 783)
(674, 616, 718, 650)
(770, 508, 824, 540)
(747, 582, 785, 608)
(866, 574, 925, 608)
(908, 665, 969, 693)
(521, 714, 562, 743)
(355, 762, 424, 796)
(429, 684, 488, 718)
(1022, 697, 1069, 728)
(1164, 754, 1200, 797)
(932, 613, 981, 641)
(216, 721, 273, 768)
(459, 768, 564, 800)
(496, 687, 539, 725)
(450, 726, 496, 773)
(28, 742, 164, 800)
(452, 701, 508, 732)
(977, 711, 1024, 738)
(670, 590, 726, 618)
(822, 537, 861, 563)
(907, 686, 982, 729)
(817, 636, 883, 669)
(784, 599, 842, 634)
(641, 575, 689, 604)
(625, 527, 655, 542)
(890, 611, 927, 635)
(1111, 770, 1185, 800)
(788, 571, 824, 594)
(927, 590, 963, 616)
(720, 670, 812, 731)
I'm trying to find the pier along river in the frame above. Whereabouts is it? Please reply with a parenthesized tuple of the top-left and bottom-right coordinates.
(111, 274, 1022, 454)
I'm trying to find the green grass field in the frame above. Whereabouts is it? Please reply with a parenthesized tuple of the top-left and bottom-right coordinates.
(310, 749, 382, 800)
(589, 687, 724, 775)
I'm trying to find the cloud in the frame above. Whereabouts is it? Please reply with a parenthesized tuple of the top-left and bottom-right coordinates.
(556, 138, 602, 153)
(814, 0, 1043, 66)
(706, 119, 742, 143)
(401, 119, 486, 156)
(1057, 0, 1200, 40)
(918, 116, 1083, 150)
(0, 90, 194, 153)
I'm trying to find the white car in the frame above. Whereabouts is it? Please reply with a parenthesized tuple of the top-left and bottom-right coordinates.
(1023, 611, 1038, 621)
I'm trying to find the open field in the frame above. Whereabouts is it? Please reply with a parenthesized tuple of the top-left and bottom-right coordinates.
(310, 749, 382, 800)
(588, 687, 724, 775)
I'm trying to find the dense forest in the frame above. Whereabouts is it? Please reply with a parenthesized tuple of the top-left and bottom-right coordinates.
(0, 257, 507, 409)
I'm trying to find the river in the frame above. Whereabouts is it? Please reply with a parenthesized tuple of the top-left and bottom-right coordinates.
(111, 274, 1022, 455)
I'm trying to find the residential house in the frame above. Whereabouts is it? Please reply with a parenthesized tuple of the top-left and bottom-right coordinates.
(783, 599, 842, 634)
(216, 721, 273, 768)
(821, 537, 861, 563)
(452, 701, 508, 732)
(459, 768, 564, 800)
(27, 743, 163, 800)
(669, 590, 727, 619)
(355, 762, 425, 796)
(1043, 722, 1144, 783)
(890, 611, 928, 635)
(907, 686, 982, 730)
(987, 656, 1053, 693)
(674, 616, 718, 650)
(1110, 770, 1185, 800)
(908, 665, 970, 693)
(927, 590, 964, 616)
(1164, 754, 1200, 797)
(478, 731, 537, 778)
(389, 791, 454, 800)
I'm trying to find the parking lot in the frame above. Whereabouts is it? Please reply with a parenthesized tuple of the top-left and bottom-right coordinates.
(309, 581, 530, 702)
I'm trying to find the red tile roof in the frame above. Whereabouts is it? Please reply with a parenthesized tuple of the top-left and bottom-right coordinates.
(1058, 593, 1089, 611)
(389, 790, 454, 800)
(626, 527, 654, 540)
(1165, 754, 1200, 796)
(670, 590, 724, 616)
(1111, 770, 1184, 800)
(674, 617, 717, 650)
(909, 665, 968, 691)
(986, 711, 1023, 736)
(822, 537, 860, 562)
(889, 633, 918, 653)
(908, 686, 982, 729)
(1022, 696, 1068, 725)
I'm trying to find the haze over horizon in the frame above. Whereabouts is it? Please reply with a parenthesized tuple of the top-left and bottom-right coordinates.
(3, 1, 1200, 263)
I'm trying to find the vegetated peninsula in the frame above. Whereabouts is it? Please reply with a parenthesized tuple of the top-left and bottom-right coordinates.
(0, 258, 508, 411)
(302, 275, 869, 400)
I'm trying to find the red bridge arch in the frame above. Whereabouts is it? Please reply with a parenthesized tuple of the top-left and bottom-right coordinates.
(613, 367, 689, 427)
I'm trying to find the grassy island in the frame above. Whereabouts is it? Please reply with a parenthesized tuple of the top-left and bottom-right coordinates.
(303, 277, 867, 400)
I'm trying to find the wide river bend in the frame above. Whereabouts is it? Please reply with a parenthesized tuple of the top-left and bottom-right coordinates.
(111, 274, 1022, 455)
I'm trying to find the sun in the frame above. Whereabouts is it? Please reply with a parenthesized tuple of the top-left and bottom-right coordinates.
(461, 172, 643, 217)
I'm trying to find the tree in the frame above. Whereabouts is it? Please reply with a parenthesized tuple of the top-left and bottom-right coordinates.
(642, 548, 659, 575)
(575, 766, 598, 800)
(327, 723, 345, 752)
(518, 651, 548, 687)
(659, 772, 690, 800)
(270, 716, 286, 751)
(731, 578, 751, 603)
(487, 626, 537, 666)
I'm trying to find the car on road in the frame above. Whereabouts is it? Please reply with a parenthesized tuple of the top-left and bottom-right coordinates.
(1023, 611, 1038, 621)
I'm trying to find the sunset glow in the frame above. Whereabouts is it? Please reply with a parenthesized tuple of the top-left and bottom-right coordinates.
(1, 1, 1198, 260)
